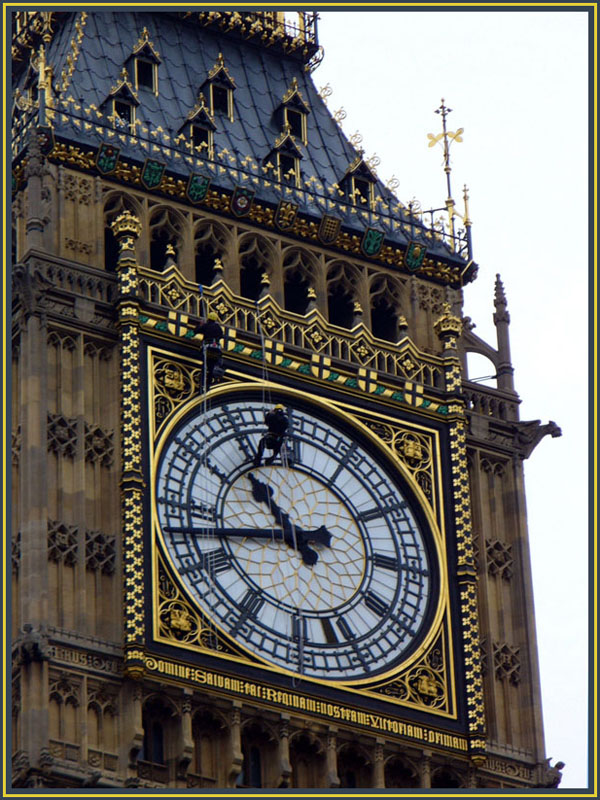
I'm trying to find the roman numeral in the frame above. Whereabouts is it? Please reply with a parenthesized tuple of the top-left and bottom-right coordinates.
(364, 590, 389, 618)
(230, 589, 265, 636)
(358, 500, 408, 522)
(179, 548, 231, 576)
(336, 616, 355, 641)
(371, 552, 399, 571)
(326, 442, 358, 487)
(320, 617, 338, 645)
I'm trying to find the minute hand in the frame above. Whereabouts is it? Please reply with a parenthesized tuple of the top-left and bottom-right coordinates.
(162, 526, 330, 565)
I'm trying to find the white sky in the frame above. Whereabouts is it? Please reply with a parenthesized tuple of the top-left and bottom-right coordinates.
(315, 9, 590, 790)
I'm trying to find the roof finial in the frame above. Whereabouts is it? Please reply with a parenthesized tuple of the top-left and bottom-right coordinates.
(427, 99, 464, 245)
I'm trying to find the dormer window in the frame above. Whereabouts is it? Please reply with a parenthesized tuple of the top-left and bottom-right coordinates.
(180, 92, 216, 158)
(210, 84, 230, 116)
(128, 27, 161, 94)
(285, 108, 304, 141)
(343, 154, 377, 207)
(114, 99, 134, 131)
(279, 77, 310, 145)
(278, 152, 299, 186)
(203, 53, 236, 122)
(266, 123, 303, 188)
(192, 125, 212, 155)
(352, 176, 373, 205)
(135, 58, 155, 91)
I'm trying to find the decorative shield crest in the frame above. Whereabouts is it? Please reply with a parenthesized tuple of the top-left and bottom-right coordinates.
(361, 227, 384, 257)
(141, 158, 165, 190)
(95, 143, 120, 175)
(167, 311, 190, 337)
(404, 240, 427, 272)
(230, 186, 255, 217)
(275, 200, 298, 230)
(318, 214, 341, 245)
(186, 173, 210, 204)
(37, 125, 55, 156)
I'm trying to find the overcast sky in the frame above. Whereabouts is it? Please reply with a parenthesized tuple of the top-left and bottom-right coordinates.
(315, 9, 590, 790)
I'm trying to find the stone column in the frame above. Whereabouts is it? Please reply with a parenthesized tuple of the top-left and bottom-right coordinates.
(325, 727, 340, 788)
(278, 715, 291, 787)
(420, 749, 432, 788)
(178, 690, 194, 781)
(227, 703, 243, 787)
(373, 740, 385, 788)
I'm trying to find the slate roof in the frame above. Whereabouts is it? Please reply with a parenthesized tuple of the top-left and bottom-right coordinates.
(12, 11, 472, 269)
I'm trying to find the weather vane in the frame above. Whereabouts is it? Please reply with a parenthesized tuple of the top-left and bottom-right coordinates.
(427, 98, 464, 203)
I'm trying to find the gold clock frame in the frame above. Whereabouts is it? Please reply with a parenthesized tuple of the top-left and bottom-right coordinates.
(146, 345, 459, 719)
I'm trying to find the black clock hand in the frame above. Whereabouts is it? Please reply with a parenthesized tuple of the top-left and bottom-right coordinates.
(246, 473, 332, 566)
(163, 525, 322, 566)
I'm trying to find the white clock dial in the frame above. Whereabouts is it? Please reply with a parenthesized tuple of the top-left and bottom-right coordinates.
(155, 394, 435, 682)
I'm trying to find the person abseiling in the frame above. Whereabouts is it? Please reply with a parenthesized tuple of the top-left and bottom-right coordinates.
(253, 405, 288, 466)
(195, 312, 225, 390)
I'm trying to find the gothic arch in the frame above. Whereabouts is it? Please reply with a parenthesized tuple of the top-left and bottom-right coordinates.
(194, 218, 231, 287)
(369, 273, 405, 341)
(289, 730, 325, 788)
(326, 260, 362, 328)
(191, 706, 228, 786)
(431, 765, 464, 788)
(337, 740, 372, 788)
(237, 717, 278, 788)
(148, 205, 186, 271)
(282, 246, 319, 314)
(238, 232, 278, 302)
(384, 754, 419, 788)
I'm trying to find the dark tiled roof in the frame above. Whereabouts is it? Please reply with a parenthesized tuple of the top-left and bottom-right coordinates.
(13, 11, 471, 267)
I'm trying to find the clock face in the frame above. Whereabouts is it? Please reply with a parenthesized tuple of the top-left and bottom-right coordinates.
(155, 393, 437, 682)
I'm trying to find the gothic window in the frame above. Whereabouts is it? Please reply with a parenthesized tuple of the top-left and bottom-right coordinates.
(352, 175, 373, 205)
(283, 249, 316, 315)
(384, 756, 419, 788)
(149, 207, 183, 271)
(370, 275, 404, 341)
(290, 731, 324, 788)
(194, 220, 228, 287)
(49, 673, 81, 755)
(337, 742, 372, 788)
(139, 697, 178, 783)
(237, 721, 277, 788)
(431, 767, 463, 788)
(327, 262, 359, 329)
(191, 708, 226, 787)
(239, 235, 275, 302)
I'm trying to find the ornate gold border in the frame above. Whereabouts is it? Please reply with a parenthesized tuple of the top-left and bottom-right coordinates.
(146, 347, 457, 718)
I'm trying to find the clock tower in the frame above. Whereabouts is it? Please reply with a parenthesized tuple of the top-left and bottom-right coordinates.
(10, 10, 563, 790)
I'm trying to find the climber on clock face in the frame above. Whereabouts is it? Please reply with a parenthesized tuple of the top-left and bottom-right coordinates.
(253, 405, 289, 466)
(195, 312, 225, 390)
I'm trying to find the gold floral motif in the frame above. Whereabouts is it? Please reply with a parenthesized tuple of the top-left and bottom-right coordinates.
(376, 632, 449, 712)
(157, 555, 236, 654)
(153, 357, 201, 431)
(359, 417, 435, 507)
